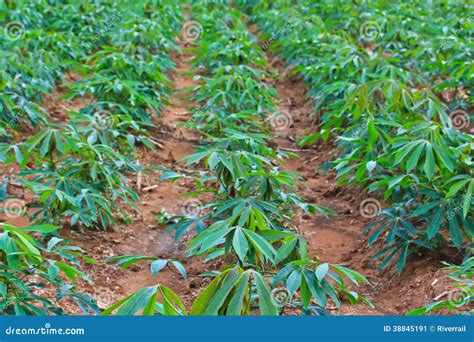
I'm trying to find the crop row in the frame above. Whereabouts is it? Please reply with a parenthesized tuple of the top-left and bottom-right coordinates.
(0, 0, 184, 314)
(238, 0, 472, 314)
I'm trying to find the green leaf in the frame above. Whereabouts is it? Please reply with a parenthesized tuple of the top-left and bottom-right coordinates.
(448, 215, 462, 248)
(160, 286, 187, 315)
(170, 261, 187, 279)
(150, 259, 168, 276)
(367, 119, 377, 147)
(304, 271, 327, 307)
(286, 269, 301, 295)
(232, 227, 249, 262)
(423, 143, 435, 179)
(396, 244, 409, 274)
(463, 181, 473, 218)
(299, 276, 311, 308)
(252, 271, 278, 315)
(226, 272, 251, 315)
(406, 143, 424, 172)
(275, 238, 298, 263)
(243, 229, 276, 262)
(366, 160, 377, 174)
(190, 272, 224, 315)
(115, 286, 159, 315)
(203, 272, 242, 315)
(315, 263, 329, 281)
(142, 288, 159, 315)
(10, 224, 60, 234)
(427, 206, 445, 238)
(446, 179, 469, 198)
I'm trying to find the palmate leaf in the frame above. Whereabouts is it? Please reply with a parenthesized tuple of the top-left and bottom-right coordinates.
(188, 222, 278, 264)
(393, 139, 457, 179)
(362, 193, 469, 272)
(191, 267, 278, 316)
(273, 260, 372, 311)
(1, 119, 142, 229)
(102, 284, 187, 316)
(1, 223, 94, 314)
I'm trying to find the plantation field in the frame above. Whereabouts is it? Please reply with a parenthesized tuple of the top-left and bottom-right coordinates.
(0, 0, 472, 317)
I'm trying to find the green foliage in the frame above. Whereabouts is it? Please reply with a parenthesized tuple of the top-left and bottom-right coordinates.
(0, 124, 140, 228)
(101, 284, 187, 316)
(106, 0, 371, 316)
(244, 0, 473, 271)
(191, 267, 278, 315)
(70, 110, 157, 153)
(273, 260, 373, 314)
(65, 47, 172, 123)
(0, 223, 96, 315)
(1, 0, 182, 229)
